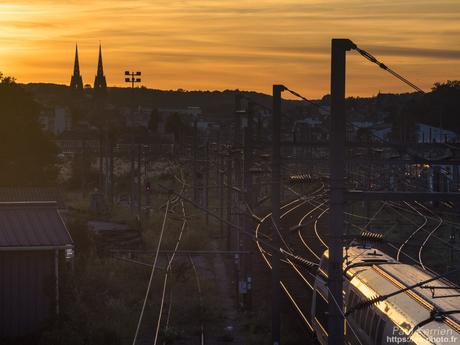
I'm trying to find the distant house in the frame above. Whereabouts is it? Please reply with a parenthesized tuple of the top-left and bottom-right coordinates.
(157, 106, 202, 133)
(56, 129, 100, 154)
(159, 106, 201, 118)
(417, 123, 460, 143)
(371, 123, 392, 142)
(293, 117, 327, 142)
(120, 106, 153, 128)
(0, 201, 73, 338)
(39, 106, 72, 135)
(120, 106, 202, 131)
(347, 120, 392, 143)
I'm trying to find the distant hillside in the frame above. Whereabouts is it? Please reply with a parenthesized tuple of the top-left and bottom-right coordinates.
(22, 83, 304, 120)
(22, 81, 460, 134)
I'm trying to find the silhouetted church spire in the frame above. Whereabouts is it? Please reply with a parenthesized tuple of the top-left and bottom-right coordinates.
(94, 44, 107, 93)
(70, 44, 83, 91)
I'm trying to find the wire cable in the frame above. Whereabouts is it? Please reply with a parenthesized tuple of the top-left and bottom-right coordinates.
(153, 199, 187, 345)
(353, 46, 425, 93)
(284, 86, 387, 144)
(132, 199, 171, 345)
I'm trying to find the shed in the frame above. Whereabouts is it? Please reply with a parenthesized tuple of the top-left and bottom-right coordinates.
(0, 201, 73, 338)
(0, 187, 64, 206)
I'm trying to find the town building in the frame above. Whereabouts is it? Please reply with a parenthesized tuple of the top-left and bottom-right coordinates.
(39, 106, 72, 135)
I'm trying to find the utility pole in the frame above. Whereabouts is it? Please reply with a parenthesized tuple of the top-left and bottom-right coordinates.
(272, 84, 285, 345)
(99, 129, 104, 192)
(109, 134, 114, 207)
(234, 94, 243, 310)
(81, 139, 87, 197)
(218, 133, 225, 238)
(130, 144, 135, 214)
(205, 140, 209, 225)
(328, 38, 355, 345)
(234, 94, 243, 247)
(226, 155, 232, 251)
(193, 120, 198, 204)
(137, 143, 142, 221)
(243, 101, 255, 311)
(433, 165, 441, 208)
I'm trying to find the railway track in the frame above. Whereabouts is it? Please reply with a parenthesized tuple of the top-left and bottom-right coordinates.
(255, 184, 328, 334)
(134, 167, 194, 345)
(189, 255, 205, 345)
(254, 173, 460, 342)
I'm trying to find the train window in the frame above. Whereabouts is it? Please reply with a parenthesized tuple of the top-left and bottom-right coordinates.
(376, 319, 386, 345)
(354, 303, 361, 324)
(315, 292, 329, 333)
(347, 291, 356, 313)
(355, 303, 362, 326)
(371, 314, 379, 340)
(359, 304, 368, 329)
(365, 310, 374, 336)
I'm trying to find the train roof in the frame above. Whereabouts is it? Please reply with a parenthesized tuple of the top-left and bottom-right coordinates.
(343, 246, 460, 344)
(321, 247, 460, 344)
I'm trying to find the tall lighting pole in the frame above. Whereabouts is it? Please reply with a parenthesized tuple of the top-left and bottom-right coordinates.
(125, 71, 142, 88)
(125, 71, 142, 217)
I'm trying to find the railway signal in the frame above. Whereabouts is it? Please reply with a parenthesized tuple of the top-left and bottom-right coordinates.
(145, 181, 152, 206)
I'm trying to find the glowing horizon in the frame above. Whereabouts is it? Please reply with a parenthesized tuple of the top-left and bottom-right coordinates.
(1, 0, 459, 98)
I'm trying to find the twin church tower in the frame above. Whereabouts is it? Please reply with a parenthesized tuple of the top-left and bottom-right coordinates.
(70, 44, 107, 93)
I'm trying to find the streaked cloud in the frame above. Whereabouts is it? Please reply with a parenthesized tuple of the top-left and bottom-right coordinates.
(0, 0, 459, 97)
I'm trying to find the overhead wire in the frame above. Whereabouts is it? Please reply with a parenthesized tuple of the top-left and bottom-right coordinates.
(153, 198, 188, 345)
(132, 199, 171, 345)
(353, 46, 425, 93)
(154, 169, 189, 345)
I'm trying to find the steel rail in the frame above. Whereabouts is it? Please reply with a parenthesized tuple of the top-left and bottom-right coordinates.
(154, 171, 188, 345)
(396, 202, 429, 262)
(415, 201, 444, 270)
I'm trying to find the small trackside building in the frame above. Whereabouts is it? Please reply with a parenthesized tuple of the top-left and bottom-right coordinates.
(0, 201, 74, 338)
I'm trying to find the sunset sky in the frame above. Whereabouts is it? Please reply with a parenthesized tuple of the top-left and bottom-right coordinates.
(1, 0, 459, 98)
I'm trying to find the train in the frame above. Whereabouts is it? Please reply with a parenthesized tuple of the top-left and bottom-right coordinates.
(312, 246, 460, 344)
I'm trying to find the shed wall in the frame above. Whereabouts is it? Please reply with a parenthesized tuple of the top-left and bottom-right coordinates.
(0, 251, 54, 338)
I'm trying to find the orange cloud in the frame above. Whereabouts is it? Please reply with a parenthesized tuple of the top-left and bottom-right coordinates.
(0, 0, 459, 98)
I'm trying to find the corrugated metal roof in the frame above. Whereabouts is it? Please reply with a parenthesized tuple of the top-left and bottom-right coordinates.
(0, 202, 73, 248)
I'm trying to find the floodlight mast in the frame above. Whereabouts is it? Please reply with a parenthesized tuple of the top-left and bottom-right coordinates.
(124, 70, 143, 218)
(124, 70, 142, 89)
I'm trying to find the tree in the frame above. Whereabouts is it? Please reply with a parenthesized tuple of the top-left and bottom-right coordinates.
(165, 112, 192, 141)
(0, 73, 58, 186)
(402, 80, 460, 135)
(148, 108, 160, 132)
(389, 101, 418, 144)
(431, 80, 460, 92)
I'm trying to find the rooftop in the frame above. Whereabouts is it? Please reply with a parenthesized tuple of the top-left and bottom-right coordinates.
(0, 202, 73, 249)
